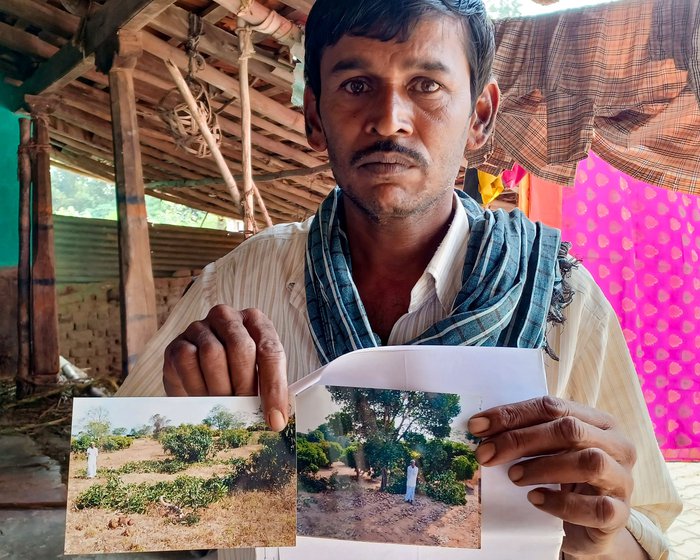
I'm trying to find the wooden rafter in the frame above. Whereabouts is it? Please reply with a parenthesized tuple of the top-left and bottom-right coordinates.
(8, 0, 179, 111)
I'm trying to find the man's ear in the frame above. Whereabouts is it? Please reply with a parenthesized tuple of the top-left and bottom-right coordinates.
(304, 87, 327, 152)
(465, 80, 500, 151)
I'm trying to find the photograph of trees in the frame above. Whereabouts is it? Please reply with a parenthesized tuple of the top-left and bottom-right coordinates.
(296, 386, 481, 548)
(65, 397, 296, 554)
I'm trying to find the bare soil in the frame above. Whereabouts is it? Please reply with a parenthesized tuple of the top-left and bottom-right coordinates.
(298, 464, 480, 549)
(65, 438, 296, 554)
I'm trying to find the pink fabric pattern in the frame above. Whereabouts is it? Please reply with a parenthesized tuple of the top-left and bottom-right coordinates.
(561, 152, 700, 460)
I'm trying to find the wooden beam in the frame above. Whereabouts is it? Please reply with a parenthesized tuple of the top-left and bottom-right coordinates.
(202, 4, 232, 23)
(0, 0, 78, 39)
(150, 6, 295, 91)
(145, 163, 331, 189)
(0, 21, 58, 60)
(51, 147, 116, 181)
(108, 32, 158, 379)
(89, 0, 180, 43)
(26, 96, 61, 387)
(9, 0, 178, 111)
(141, 31, 305, 135)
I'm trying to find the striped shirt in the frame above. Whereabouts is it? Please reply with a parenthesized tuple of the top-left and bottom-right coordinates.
(118, 202, 681, 560)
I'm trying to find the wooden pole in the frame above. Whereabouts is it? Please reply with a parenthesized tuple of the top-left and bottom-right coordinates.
(252, 183, 273, 228)
(238, 26, 258, 234)
(108, 31, 158, 380)
(163, 58, 242, 208)
(16, 118, 32, 397)
(25, 96, 61, 392)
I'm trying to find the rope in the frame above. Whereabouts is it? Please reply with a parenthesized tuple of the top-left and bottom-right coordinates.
(158, 84, 222, 158)
(158, 16, 221, 159)
(237, 27, 255, 62)
(237, 0, 254, 15)
(185, 13, 206, 80)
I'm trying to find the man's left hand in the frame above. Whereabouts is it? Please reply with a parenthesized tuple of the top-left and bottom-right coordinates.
(468, 396, 637, 558)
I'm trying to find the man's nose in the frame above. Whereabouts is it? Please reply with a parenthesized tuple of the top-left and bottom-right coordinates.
(363, 86, 414, 137)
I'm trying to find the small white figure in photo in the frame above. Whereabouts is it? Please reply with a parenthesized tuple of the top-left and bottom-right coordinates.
(86, 442, 99, 478)
(404, 459, 419, 504)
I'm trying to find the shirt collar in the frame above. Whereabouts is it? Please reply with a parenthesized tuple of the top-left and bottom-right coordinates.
(291, 194, 471, 315)
(409, 192, 470, 313)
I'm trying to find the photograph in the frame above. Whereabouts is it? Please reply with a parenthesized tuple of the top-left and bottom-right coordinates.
(64, 397, 296, 555)
(295, 385, 482, 549)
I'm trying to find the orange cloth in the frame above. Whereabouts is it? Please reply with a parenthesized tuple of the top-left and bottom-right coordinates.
(528, 175, 563, 229)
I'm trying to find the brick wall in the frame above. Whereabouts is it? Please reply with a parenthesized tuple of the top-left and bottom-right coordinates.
(58, 274, 194, 379)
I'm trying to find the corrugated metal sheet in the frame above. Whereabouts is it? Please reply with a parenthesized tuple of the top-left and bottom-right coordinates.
(54, 215, 244, 283)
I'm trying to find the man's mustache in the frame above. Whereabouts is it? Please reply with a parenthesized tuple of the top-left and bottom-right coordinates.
(350, 141, 428, 168)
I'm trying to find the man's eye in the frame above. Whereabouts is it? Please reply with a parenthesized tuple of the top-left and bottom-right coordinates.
(342, 80, 369, 94)
(415, 79, 441, 93)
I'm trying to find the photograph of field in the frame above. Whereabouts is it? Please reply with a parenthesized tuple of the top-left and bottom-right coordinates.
(65, 397, 296, 554)
(296, 386, 481, 548)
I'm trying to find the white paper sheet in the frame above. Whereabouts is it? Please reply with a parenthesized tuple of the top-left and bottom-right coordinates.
(282, 346, 564, 560)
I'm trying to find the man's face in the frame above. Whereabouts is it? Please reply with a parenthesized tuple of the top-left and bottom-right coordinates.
(305, 16, 479, 223)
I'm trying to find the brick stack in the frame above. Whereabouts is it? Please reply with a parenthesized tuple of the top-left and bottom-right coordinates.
(57, 272, 196, 379)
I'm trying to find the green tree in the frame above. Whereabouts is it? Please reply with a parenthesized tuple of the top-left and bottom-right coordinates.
(149, 414, 171, 439)
(203, 405, 241, 431)
(451, 454, 479, 481)
(327, 388, 461, 491)
(296, 438, 329, 474)
(161, 424, 214, 463)
(51, 166, 231, 229)
(219, 428, 250, 449)
(128, 424, 153, 438)
(81, 406, 111, 444)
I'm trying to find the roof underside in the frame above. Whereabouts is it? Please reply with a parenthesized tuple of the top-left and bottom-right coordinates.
(0, 0, 340, 225)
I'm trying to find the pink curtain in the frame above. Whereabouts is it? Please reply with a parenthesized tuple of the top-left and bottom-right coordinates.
(561, 152, 700, 460)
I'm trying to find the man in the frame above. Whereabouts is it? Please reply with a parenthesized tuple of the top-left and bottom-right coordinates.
(405, 459, 419, 504)
(118, 1, 681, 558)
(86, 442, 98, 479)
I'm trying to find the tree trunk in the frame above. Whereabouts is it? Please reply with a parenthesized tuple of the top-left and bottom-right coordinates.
(380, 467, 388, 491)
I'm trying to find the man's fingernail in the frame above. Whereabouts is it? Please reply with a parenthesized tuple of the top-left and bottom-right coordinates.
(528, 490, 545, 506)
(468, 416, 490, 435)
(476, 442, 496, 464)
(508, 465, 524, 482)
(267, 409, 286, 431)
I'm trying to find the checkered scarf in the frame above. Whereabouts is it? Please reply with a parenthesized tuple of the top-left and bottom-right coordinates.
(305, 187, 570, 365)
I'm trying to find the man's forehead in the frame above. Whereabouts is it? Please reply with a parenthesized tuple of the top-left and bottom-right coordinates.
(319, 16, 470, 74)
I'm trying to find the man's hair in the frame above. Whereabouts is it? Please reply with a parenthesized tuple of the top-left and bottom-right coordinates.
(304, 0, 495, 102)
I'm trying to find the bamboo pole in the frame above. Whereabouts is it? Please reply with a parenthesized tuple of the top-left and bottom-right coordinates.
(238, 26, 257, 233)
(238, 25, 273, 230)
(163, 58, 242, 207)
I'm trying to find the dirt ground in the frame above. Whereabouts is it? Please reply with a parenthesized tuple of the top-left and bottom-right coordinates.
(297, 464, 480, 549)
(65, 438, 295, 554)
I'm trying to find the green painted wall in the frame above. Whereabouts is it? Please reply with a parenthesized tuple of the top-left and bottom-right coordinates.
(0, 105, 20, 267)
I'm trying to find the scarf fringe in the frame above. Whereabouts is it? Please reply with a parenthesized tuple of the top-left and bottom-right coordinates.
(544, 241, 580, 361)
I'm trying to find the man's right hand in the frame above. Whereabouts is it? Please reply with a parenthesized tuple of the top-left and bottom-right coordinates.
(162, 305, 289, 431)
